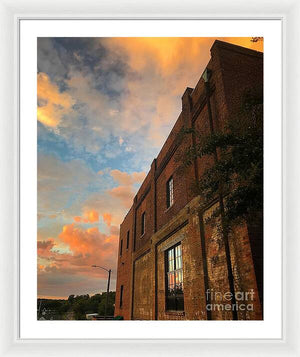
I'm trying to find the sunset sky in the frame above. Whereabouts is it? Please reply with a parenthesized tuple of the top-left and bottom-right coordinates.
(37, 37, 263, 299)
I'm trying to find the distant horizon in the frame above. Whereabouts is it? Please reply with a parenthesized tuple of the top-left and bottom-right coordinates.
(38, 291, 116, 301)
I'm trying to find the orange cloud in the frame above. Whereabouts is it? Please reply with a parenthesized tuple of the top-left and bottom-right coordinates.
(56, 223, 118, 266)
(106, 38, 207, 75)
(104, 37, 263, 146)
(102, 213, 112, 227)
(106, 37, 263, 76)
(87, 210, 99, 223)
(110, 169, 146, 186)
(38, 223, 120, 296)
(37, 72, 74, 127)
(107, 170, 146, 209)
(109, 185, 135, 209)
(73, 210, 99, 224)
(59, 223, 109, 254)
(37, 239, 55, 258)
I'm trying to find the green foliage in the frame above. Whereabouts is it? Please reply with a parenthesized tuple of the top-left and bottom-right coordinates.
(37, 291, 116, 320)
(179, 89, 263, 228)
(98, 292, 115, 316)
(113, 315, 124, 320)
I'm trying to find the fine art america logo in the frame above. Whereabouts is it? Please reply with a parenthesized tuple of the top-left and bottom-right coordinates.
(206, 289, 255, 311)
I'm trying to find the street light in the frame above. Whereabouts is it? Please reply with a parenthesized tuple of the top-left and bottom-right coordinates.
(91, 265, 112, 320)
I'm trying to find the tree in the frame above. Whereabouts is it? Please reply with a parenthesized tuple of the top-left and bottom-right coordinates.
(98, 291, 115, 317)
(68, 294, 75, 304)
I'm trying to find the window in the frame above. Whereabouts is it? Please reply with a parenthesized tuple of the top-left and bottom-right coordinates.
(120, 239, 123, 256)
(165, 243, 184, 311)
(120, 285, 124, 308)
(166, 177, 174, 208)
(126, 231, 130, 249)
(141, 212, 145, 236)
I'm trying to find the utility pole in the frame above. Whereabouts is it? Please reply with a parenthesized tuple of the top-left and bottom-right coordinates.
(104, 269, 111, 319)
(92, 265, 112, 319)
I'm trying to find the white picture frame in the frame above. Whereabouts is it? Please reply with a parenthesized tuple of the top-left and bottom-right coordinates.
(0, 0, 298, 355)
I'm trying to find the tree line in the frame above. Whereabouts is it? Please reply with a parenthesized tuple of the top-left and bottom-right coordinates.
(37, 291, 116, 320)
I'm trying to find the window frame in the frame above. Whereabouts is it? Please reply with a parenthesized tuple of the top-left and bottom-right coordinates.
(120, 239, 123, 256)
(166, 176, 174, 209)
(120, 285, 123, 308)
(164, 242, 184, 312)
(141, 211, 145, 236)
(126, 230, 130, 249)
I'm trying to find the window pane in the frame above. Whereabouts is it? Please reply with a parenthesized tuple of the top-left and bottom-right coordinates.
(166, 296, 176, 310)
(168, 259, 174, 272)
(167, 177, 174, 208)
(176, 256, 182, 269)
(168, 272, 175, 288)
(175, 245, 181, 258)
(175, 270, 183, 294)
(165, 244, 184, 311)
(141, 212, 145, 235)
(176, 296, 184, 311)
(168, 249, 174, 260)
(169, 178, 173, 206)
(175, 270, 181, 284)
(120, 240, 123, 256)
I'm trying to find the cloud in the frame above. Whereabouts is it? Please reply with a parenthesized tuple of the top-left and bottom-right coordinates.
(37, 222, 119, 296)
(110, 169, 146, 186)
(108, 185, 135, 209)
(73, 210, 100, 224)
(76, 169, 145, 234)
(59, 224, 112, 255)
(38, 153, 103, 215)
(37, 72, 75, 127)
(37, 239, 55, 258)
(102, 213, 112, 227)
(107, 169, 146, 208)
(110, 225, 119, 236)
(102, 37, 263, 147)
(87, 210, 99, 223)
(38, 38, 263, 153)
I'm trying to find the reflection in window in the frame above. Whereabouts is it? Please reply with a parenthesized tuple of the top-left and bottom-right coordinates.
(165, 243, 184, 311)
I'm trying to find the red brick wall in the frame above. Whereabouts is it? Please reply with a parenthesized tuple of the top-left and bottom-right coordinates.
(156, 151, 192, 232)
(202, 202, 262, 320)
(135, 190, 153, 251)
(114, 207, 133, 319)
(215, 41, 263, 119)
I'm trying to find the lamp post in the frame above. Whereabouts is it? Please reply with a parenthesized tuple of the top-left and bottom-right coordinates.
(91, 265, 111, 319)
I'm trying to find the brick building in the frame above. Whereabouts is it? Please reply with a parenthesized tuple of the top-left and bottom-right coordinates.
(114, 40, 263, 320)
